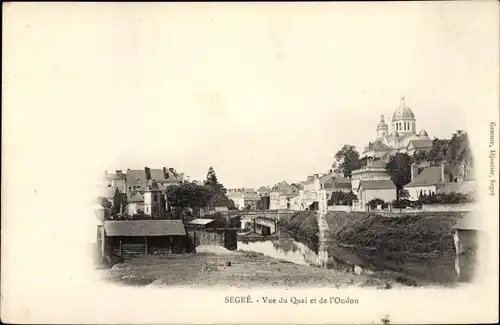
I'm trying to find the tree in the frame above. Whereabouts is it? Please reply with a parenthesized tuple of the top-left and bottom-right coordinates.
(203, 167, 234, 208)
(145, 167, 152, 180)
(368, 198, 385, 209)
(327, 191, 357, 206)
(386, 153, 413, 199)
(97, 196, 112, 209)
(334, 145, 362, 178)
(257, 195, 270, 210)
(398, 188, 410, 200)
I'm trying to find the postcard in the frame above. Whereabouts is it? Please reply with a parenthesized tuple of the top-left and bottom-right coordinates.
(1, 1, 499, 324)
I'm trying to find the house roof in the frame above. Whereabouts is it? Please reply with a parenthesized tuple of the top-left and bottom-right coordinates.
(106, 173, 125, 181)
(408, 139, 433, 150)
(272, 181, 297, 195)
(404, 166, 447, 187)
(321, 173, 352, 189)
(128, 193, 144, 203)
(438, 181, 476, 195)
(358, 180, 396, 190)
(187, 218, 215, 226)
(453, 212, 484, 231)
(104, 220, 187, 236)
(126, 168, 181, 186)
(365, 140, 391, 152)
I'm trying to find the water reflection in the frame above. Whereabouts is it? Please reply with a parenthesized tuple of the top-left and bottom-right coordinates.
(238, 238, 321, 266)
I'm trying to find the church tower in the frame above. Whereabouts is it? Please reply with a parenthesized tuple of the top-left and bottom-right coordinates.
(376, 114, 388, 139)
(391, 97, 416, 136)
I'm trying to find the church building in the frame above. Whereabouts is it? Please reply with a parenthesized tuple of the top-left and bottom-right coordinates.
(363, 97, 433, 158)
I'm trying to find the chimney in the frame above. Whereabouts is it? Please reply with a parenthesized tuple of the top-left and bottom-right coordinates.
(163, 167, 168, 179)
(441, 162, 446, 183)
(115, 170, 122, 177)
(410, 163, 419, 181)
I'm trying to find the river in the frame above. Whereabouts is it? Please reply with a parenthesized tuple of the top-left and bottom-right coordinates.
(237, 228, 374, 276)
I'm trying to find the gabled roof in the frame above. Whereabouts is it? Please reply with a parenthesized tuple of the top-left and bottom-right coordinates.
(408, 139, 433, 150)
(126, 168, 181, 186)
(272, 181, 297, 194)
(128, 193, 144, 203)
(366, 140, 391, 151)
(404, 166, 447, 187)
(104, 220, 187, 236)
(321, 173, 352, 189)
(437, 181, 476, 195)
(358, 180, 396, 190)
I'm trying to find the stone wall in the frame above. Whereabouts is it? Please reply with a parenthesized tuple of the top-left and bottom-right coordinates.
(187, 228, 238, 251)
(422, 203, 475, 212)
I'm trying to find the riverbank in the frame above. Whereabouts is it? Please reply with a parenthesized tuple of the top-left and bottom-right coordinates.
(99, 247, 398, 288)
(326, 211, 465, 284)
(278, 210, 465, 285)
(278, 211, 319, 251)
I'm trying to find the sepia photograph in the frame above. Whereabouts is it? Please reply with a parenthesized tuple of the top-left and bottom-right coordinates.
(95, 105, 480, 289)
(2, 1, 498, 324)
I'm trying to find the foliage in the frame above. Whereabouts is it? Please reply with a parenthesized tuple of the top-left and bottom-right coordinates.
(418, 192, 474, 205)
(386, 153, 413, 197)
(398, 188, 410, 200)
(360, 156, 382, 168)
(392, 199, 420, 209)
(327, 191, 357, 206)
(367, 198, 385, 209)
(97, 196, 112, 209)
(227, 199, 237, 210)
(166, 183, 212, 209)
(334, 145, 362, 178)
(257, 195, 270, 210)
(204, 166, 234, 208)
(145, 167, 152, 180)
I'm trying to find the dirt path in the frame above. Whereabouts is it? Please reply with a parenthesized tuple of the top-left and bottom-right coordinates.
(99, 250, 399, 288)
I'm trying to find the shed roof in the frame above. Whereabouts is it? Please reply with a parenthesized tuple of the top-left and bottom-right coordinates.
(104, 220, 186, 236)
(408, 139, 433, 149)
(187, 218, 215, 226)
(359, 180, 396, 190)
(404, 166, 447, 187)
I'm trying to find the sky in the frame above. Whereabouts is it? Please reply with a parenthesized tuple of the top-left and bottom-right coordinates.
(4, 2, 498, 192)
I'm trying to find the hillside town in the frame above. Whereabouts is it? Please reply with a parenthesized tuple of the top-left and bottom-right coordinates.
(95, 97, 480, 288)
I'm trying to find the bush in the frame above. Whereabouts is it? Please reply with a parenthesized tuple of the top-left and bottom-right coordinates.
(368, 198, 385, 209)
(418, 193, 474, 205)
(328, 191, 357, 206)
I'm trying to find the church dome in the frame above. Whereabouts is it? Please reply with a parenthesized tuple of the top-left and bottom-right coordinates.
(392, 97, 415, 121)
(377, 115, 388, 129)
(390, 130, 399, 138)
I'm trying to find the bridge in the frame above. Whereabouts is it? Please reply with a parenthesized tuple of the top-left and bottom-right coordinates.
(221, 210, 296, 236)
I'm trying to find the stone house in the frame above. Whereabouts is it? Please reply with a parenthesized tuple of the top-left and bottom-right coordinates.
(356, 180, 397, 210)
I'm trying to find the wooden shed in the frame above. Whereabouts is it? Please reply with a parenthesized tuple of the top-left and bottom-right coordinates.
(103, 219, 193, 258)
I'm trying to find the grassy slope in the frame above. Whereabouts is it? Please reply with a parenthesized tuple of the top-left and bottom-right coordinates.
(278, 211, 319, 251)
(325, 211, 467, 283)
